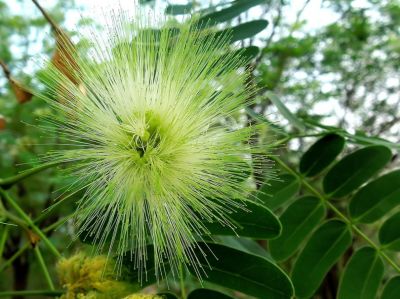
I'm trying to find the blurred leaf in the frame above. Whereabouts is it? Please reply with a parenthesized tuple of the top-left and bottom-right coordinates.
(215, 46, 260, 75)
(198, 0, 265, 26)
(203, 200, 281, 239)
(266, 91, 307, 132)
(349, 169, 400, 223)
(381, 276, 400, 299)
(230, 46, 260, 64)
(269, 196, 326, 261)
(165, 3, 193, 15)
(258, 174, 300, 210)
(188, 242, 294, 299)
(215, 20, 269, 43)
(337, 247, 384, 299)
(158, 293, 179, 299)
(323, 146, 391, 197)
(379, 211, 400, 250)
(291, 220, 352, 298)
(188, 289, 234, 299)
(299, 133, 345, 177)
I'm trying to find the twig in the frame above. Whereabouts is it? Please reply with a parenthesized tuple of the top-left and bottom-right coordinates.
(0, 243, 29, 273)
(179, 263, 187, 299)
(0, 161, 61, 189)
(31, 0, 61, 33)
(0, 226, 9, 259)
(0, 290, 63, 297)
(0, 60, 11, 79)
(34, 247, 55, 290)
(0, 188, 62, 259)
(0, 217, 67, 273)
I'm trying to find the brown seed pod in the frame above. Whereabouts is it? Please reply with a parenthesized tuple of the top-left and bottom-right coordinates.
(52, 29, 80, 85)
(10, 78, 33, 104)
(0, 115, 6, 130)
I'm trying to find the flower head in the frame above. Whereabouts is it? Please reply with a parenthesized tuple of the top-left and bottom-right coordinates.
(38, 8, 264, 280)
(57, 253, 134, 299)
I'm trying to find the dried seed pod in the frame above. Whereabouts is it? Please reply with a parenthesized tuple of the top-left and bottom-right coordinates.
(10, 78, 33, 104)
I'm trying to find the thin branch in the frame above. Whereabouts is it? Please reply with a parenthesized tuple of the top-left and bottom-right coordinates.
(0, 226, 9, 259)
(0, 243, 29, 273)
(34, 247, 55, 290)
(254, 0, 283, 66)
(0, 188, 62, 259)
(31, 0, 61, 33)
(288, 0, 312, 36)
(179, 263, 187, 299)
(265, 0, 283, 49)
(0, 60, 11, 79)
(0, 290, 63, 297)
(0, 217, 68, 273)
(0, 161, 61, 189)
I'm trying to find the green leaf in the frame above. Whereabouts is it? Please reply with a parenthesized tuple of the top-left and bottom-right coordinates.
(379, 211, 400, 250)
(337, 247, 384, 299)
(198, 0, 265, 26)
(266, 91, 307, 132)
(218, 47, 260, 75)
(291, 220, 352, 298)
(203, 200, 281, 239)
(165, 4, 193, 15)
(381, 276, 400, 299)
(188, 289, 234, 299)
(269, 196, 326, 261)
(232, 46, 260, 63)
(299, 133, 345, 177)
(158, 293, 179, 299)
(188, 242, 294, 299)
(215, 20, 269, 43)
(213, 236, 271, 260)
(349, 170, 400, 223)
(258, 174, 300, 210)
(323, 145, 392, 197)
(120, 244, 170, 286)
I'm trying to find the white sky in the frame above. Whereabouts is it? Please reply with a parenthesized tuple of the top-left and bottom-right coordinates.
(8, 0, 338, 31)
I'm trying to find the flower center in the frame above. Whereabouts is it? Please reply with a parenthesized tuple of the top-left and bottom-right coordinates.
(124, 111, 162, 160)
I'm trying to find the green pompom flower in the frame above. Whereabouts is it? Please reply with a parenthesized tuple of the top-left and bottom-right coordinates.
(37, 8, 265, 279)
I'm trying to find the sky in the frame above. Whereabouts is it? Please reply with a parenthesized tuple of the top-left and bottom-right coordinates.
(8, 0, 339, 32)
(82, 0, 340, 29)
